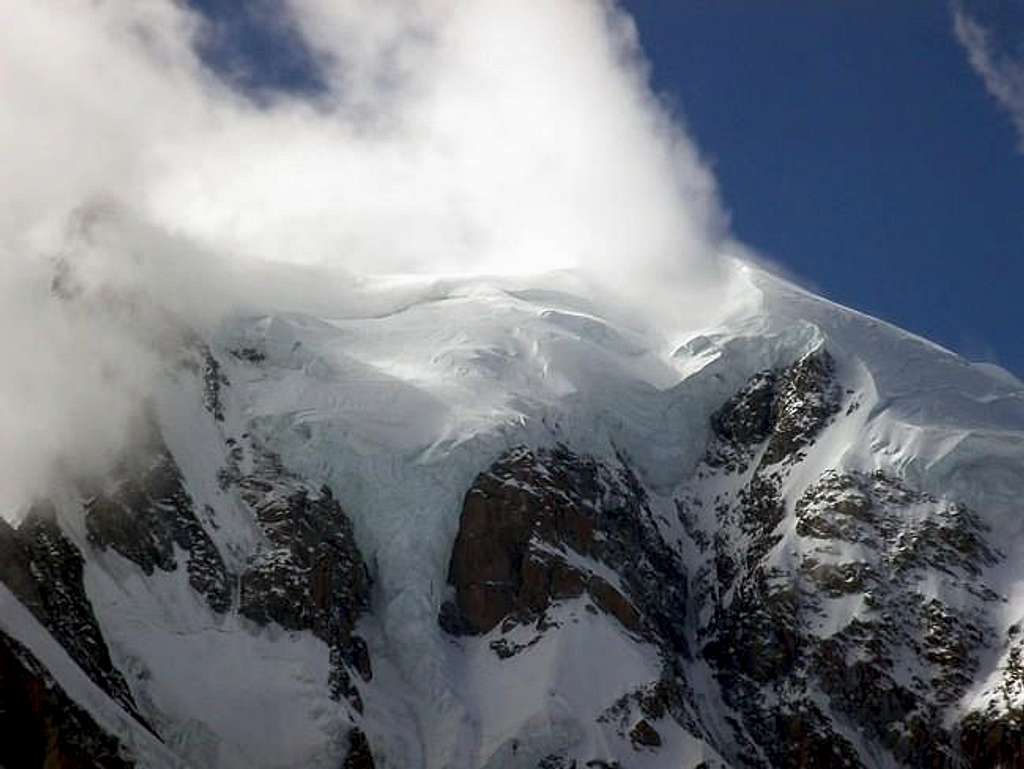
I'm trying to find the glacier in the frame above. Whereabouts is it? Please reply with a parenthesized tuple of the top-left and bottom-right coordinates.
(3, 259, 1024, 769)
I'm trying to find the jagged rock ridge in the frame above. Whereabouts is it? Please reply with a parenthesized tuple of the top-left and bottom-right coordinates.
(1, 268, 1023, 769)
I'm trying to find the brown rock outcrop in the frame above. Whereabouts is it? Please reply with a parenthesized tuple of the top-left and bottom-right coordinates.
(440, 445, 688, 653)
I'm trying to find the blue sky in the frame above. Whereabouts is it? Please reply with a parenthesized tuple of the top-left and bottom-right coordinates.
(188, 0, 1023, 374)
(628, 2, 1024, 373)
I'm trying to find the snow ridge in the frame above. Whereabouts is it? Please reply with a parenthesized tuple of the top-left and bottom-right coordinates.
(3, 262, 1024, 768)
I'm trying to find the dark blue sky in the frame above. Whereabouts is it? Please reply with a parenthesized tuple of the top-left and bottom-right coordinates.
(188, 1, 1023, 373)
(627, 2, 1023, 373)
(189, 0, 325, 97)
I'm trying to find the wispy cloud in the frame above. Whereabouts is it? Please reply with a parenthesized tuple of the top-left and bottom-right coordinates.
(952, 1, 1024, 149)
(0, 1, 740, 511)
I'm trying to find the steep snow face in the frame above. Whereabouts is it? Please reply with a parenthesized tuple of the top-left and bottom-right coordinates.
(200, 269, 773, 746)
(187, 263, 1024, 765)
(4, 261, 1024, 769)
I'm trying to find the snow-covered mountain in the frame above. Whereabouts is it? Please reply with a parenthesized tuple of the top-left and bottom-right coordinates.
(3, 261, 1024, 769)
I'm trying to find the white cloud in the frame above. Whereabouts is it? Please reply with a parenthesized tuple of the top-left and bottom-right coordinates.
(953, 2, 1024, 149)
(0, 0, 737, 511)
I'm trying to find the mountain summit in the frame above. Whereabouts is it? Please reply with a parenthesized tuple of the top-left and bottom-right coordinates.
(2, 263, 1023, 769)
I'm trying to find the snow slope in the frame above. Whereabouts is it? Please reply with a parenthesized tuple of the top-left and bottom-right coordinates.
(4, 259, 1024, 768)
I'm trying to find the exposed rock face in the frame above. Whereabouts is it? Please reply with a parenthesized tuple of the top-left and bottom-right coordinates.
(0, 630, 133, 769)
(440, 444, 688, 655)
(0, 506, 141, 723)
(796, 470, 999, 765)
(628, 718, 662, 748)
(440, 445, 714, 765)
(681, 347, 1008, 769)
(761, 348, 841, 466)
(959, 628, 1024, 769)
(691, 350, 852, 767)
(434, 346, 1018, 767)
(341, 727, 377, 769)
(201, 345, 229, 422)
(232, 445, 373, 710)
(705, 348, 841, 474)
(85, 418, 232, 614)
(3, 318, 1021, 769)
(82, 375, 374, 709)
(961, 710, 1024, 769)
(0, 351, 378, 767)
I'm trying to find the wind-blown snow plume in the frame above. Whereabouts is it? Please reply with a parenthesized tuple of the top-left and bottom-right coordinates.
(0, 0, 734, 512)
(953, 1, 1024, 149)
